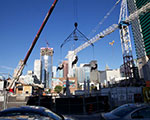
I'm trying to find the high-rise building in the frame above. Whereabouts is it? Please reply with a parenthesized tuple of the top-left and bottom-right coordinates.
(127, 0, 146, 58)
(99, 67, 124, 86)
(62, 60, 68, 78)
(58, 69, 63, 78)
(75, 63, 91, 83)
(34, 59, 42, 82)
(90, 60, 99, 83)
(135, 0, 150, 58)
(40, 47, 53, 88)
(127, 0, 150, 77)
(128, 0, 150, 58)
(52, 66, 57, 78)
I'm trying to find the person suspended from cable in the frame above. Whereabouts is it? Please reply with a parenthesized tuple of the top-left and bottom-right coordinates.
(90, 61, 98, 71)
(72, 55, 78, 68)
(57, 63, 64, 71)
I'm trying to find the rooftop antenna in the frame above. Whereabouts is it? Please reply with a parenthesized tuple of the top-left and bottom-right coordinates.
(45, 39, 50, 48)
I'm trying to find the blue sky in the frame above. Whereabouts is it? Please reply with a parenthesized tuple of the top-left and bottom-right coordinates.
(0, 0, 136, 76)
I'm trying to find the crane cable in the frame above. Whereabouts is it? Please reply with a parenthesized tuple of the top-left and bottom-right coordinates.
(73, 0, 95, 60)
(88, 0, 121, 38)
(59, 0, 78, 63)
(73, 0, 96, 60)
(73, 0, 78, 23)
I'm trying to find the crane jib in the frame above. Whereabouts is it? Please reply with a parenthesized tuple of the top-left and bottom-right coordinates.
(66, 2, 150, 59)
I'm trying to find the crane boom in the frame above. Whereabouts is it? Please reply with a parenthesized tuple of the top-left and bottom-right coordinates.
(66, 2, 150, 59)
(7, 0, 58, 92)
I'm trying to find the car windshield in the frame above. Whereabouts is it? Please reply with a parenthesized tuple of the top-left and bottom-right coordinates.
(111, 104, 137, 117)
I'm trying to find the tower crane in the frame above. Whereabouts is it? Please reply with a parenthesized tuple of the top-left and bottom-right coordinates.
(6, 0, 58, 92)
(119, 0, 134, 78)
(66, 1, 150, 77)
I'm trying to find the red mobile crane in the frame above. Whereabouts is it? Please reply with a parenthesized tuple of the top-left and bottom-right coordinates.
(7, 0, 58, 92)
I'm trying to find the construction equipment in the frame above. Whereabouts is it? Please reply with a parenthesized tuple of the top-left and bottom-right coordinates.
(6, 0, 58, 92)
(60, 22, 94, 48)
(66, 1, 150, 77)
(119, 0, 134, 78)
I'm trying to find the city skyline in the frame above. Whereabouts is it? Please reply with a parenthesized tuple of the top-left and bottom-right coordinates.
(0, 0, 136, 76)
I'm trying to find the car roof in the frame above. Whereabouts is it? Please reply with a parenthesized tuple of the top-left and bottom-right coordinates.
(110, 103, 150, 117)
(0, 106, 45, 113)
(0, 106, 48, 116)
(0, 106, 63, 120)
(119, 103, 149, 109)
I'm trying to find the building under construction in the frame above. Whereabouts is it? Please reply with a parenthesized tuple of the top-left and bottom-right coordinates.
(40, 47, 54, 88)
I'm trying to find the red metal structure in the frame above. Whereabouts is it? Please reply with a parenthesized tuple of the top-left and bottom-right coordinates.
(7, 0, 58, 92)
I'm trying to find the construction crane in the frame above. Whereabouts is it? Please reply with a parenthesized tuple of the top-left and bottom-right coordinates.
(119, 0, 134, 78)
(6, 0, 58, 92)
(66, 1, 150, 77)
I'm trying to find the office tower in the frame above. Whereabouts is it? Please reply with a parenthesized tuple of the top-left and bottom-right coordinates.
(127, 0, 150, 77)
(135, 0, 150, 58)
(90, 60, 99, 83)
(52, 66, 57, 78)
(62, 60, 68, 78)
(40, 47, 53, 88)
(34, 59, 42, 82)
(75, 63, 91, 83)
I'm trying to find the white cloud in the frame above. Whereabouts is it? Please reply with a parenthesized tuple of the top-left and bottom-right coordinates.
(0, 65, 14, 71)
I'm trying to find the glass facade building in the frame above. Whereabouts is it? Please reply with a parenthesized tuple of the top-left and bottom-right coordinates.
(136, 0, 150, 58)
(34, 59, 42, 82)
(40, 47, 53, 88)
(127, 0, 150, 58)
(75, 64, 90, 83)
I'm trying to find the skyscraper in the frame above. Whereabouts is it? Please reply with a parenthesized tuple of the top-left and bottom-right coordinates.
(127, 0, 150, 77)
(40, 47, 53, 88)
(135, 0, 150, 58)
(62, 60, 68, 78)
(90, 60, 99, 83)
(75, 63, 91, 83)
(34, 59, 42, 82)
(52, 66, 57, 78)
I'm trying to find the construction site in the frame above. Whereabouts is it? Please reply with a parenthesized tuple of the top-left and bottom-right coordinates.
(0, 0, 150, 118)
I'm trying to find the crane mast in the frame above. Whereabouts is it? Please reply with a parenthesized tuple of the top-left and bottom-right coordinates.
(119, 0, 134, 78)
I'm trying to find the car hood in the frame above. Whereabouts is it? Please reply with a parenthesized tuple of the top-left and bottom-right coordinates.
(102, 112, 120, 120)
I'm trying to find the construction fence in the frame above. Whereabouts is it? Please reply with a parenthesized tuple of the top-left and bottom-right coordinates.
(55, 96, 108, 115)
(101, 87, 144, 108)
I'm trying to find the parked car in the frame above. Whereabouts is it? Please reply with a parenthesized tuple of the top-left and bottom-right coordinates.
(0, 106, 71, 120)
(100, 103, 150, 120)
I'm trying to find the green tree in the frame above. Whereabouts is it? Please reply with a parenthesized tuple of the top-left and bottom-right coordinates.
(54, 85, 63, 93)
(90, 84, 95, 91)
